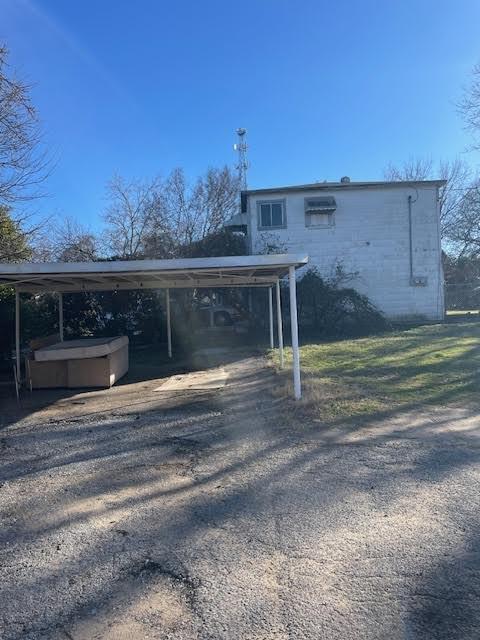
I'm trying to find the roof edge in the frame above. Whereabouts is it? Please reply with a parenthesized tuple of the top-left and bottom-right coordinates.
(0, 253, 308, 275)
(244, 179, 447, 196)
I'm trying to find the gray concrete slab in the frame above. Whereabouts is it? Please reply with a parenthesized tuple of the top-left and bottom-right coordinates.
(1, 353, 479, 639)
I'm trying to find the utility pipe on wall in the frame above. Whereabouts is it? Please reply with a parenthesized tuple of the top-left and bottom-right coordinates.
(408, 195, 414, 283)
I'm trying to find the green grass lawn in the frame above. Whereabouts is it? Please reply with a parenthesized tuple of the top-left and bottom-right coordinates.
(274, 323, 480, 419)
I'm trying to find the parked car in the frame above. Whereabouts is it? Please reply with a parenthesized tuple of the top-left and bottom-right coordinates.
(195, 303, 245, 328)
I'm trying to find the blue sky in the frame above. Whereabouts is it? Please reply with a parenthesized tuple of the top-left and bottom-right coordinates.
(1, 0, 480, 227)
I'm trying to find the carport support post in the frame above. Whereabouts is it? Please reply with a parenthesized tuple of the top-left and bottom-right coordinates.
(58, 292, 64, 341)
(15, 289, 20, 383)
(288, 266, 301, 399)
(276, 279, 284, 369)
(166, 288, 172, 358)
(268, 287, 274, 349)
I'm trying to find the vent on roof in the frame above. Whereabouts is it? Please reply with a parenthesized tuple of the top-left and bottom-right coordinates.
(305, 196, 337, 214)
(340, 176, 351, 183)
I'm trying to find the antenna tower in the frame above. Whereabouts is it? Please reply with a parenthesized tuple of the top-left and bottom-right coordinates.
(233, 128, 248, 191)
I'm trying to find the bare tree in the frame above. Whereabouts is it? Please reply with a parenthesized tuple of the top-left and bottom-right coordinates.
(458, 61, 480, 151)
(446, 180, 480, 257)
(53, 217, 98, 262)
(0, 45, 49, 205)
(28, 216, 99, 262)
(103, 166, 240, 259)
(190, 166, 240, 240)
(158, 166, 240, 250)
(384, 157, 472, 243)
(437, 159, 473, 240)
(103, 174, 167, 259)
(160, 168, 193, 248)
(384, 157, 434, 183)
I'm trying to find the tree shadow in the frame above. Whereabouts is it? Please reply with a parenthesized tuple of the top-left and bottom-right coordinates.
(0, 345, 266, 430)
(1, 349, 480, 638)
(405, 533, 480, 639)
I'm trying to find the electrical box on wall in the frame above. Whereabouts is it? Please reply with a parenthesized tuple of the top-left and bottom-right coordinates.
(410, 276, 428, 287)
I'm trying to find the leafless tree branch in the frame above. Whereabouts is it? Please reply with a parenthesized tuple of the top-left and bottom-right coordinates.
(458, 61, 480, 151)
(0, 45, 50, 205)
(384, 156, 474, 254)
(103, 167, 240, 260)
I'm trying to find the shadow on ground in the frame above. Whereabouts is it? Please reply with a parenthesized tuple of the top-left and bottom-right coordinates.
(1, 347, 480, 639)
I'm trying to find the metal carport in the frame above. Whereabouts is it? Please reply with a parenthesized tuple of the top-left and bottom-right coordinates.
(0, 253, 308, 398)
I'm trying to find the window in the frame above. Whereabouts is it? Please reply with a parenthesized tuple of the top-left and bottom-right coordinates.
(257, 199, 286, 229)
(305, 196, 336, 228)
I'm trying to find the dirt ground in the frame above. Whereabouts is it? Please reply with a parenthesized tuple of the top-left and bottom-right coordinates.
(1, 349, 480, 639)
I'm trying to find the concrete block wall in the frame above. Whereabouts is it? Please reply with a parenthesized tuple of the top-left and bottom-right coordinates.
(248, 185, 444, 321)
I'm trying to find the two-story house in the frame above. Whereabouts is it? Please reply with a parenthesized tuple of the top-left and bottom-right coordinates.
(226, 178, 445, 321)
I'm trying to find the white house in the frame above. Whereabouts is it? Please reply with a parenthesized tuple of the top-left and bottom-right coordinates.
(227, 178, 446, 321)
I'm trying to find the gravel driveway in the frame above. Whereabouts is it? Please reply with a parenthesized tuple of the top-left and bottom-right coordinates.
(1, 352, 480, 639)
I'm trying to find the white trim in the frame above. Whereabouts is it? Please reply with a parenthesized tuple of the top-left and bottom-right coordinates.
(0, 253, 307, 276)
(276, 280, 284, 369)
(15, 277, 280, 294)
(58, 292, 64, 341)
(289, 266, 301, 400)
(15, 290, 20, 383)
(166, 288, 172, 359)
(268, 287, 274, 349)
(0, 254, 308, 294)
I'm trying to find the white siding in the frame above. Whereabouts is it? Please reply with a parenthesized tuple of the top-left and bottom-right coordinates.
(248, 185, 444, 321)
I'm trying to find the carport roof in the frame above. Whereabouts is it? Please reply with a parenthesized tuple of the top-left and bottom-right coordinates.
(0, 253, 308, 293)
